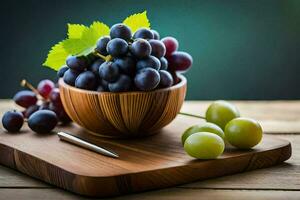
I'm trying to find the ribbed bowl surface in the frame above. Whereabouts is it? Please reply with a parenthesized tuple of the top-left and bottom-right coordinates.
(59, 75, 187, 138)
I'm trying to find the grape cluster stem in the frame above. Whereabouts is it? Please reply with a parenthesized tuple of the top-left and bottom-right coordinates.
(20, 79, 45, 101)
(179, 112, 206, 120)
(94, 52, 113, 62)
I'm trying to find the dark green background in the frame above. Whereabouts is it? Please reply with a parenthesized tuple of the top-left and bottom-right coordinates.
(1, 0, 300, 99)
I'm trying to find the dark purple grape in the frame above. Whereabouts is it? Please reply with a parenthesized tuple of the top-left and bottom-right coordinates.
(49, 102, 62, 114)
(2, 110, 24, 132)
(86, 53, 98, 65)
(88, 59, 105, 75)
(87, 77, 109, 92)
(63, 69, 80, 86)
(159, 70, 174, 88)
(106, 38, 128, 58)
(126, 51, 134, 57)
(134, 68, 160, 91)
(160, 57, 168, 70)
(57, 65, 68, 78)
(37, 79, 55, 99)
(49, 88, 62, 106)
(161, 37, 178, 56)
(39, 102, 50, 110)
(28, 110, 58, 133)
(136, 55, 161, 71)
(66, 56, 87, 71)
(151, 30, 160, 40)
(23, 105, 39, 118)
(96, 85, 106, 92)
(13, 90, 38, 108)
(110, 23, 132, 41)
(95, 36, 110, 56)
(98, 62, 120, 82)
(48, 103, 71, 124)
(75, 71, 97, 90)
(149, 39, 166, 58)
(114, 56, 136, 76)
(168, 51, 193, 72)
(130, 39, 152, 59)
(57, 109, 72, 124)
(100, 79, 109, 91)
(108, 75, 132, 92)
(133, 28, 154, 40)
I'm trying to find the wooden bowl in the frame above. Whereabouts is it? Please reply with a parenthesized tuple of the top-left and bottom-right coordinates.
(59, 75, 187, 138)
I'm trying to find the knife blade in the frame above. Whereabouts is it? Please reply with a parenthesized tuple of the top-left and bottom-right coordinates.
(57, 132, 119, 158)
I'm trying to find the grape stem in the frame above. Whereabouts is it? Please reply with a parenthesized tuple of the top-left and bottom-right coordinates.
(179, 112, 206, 120)
(20, 79, 45, 100)
(94, 52, 113, 62)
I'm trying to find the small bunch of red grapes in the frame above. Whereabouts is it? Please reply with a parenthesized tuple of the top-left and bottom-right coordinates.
(58, 24, 193, 92)
(1, 79, 71, 133)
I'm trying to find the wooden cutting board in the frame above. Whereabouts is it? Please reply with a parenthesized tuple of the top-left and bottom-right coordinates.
(0, 115, 291, 197)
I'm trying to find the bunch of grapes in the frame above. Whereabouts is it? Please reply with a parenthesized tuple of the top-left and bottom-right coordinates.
(2, 79, 71, 134)
(58, 24, 193, 92)
(181, 100, 263, 159)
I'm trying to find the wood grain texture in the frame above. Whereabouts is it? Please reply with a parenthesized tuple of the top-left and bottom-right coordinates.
(59, 75, 186, 138)
(0, 135, 298, 190)
(181, 101, 300, 134)
(0, 115, 291, 197)
(2, 100, 300, 134)
(0, 165, 48, 188)
(0, 188, 299, 200)
(0, 101, 299, 199)
(180, 134, 300, 190)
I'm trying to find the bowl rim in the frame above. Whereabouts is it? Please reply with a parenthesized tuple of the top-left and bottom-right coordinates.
(59, 74, 187, 95)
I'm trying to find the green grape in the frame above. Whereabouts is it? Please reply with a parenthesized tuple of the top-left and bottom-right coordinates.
(184, 132, 225, 159)
(206, 100, 240, 130)
(225, 117, 263, 149)
(181, 122, 225, 145)
(181, 125, 201, 145)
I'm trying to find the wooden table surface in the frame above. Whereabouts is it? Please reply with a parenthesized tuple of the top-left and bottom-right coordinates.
(0, 100, 299, 200)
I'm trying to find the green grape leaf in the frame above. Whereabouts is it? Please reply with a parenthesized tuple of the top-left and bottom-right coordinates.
(43, 21, 110, 71)
(63, 21, 110, 56)
(77, 21, 110, 56)
(43, 40, 69, 71)
(90, 21, 110, 37)
(123, 11, 150, 33)
(67, 24, 88, 38)
(62, 38, 95, 57)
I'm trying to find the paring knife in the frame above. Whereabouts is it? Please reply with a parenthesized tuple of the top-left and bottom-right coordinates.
(57, 132, 119, 158)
